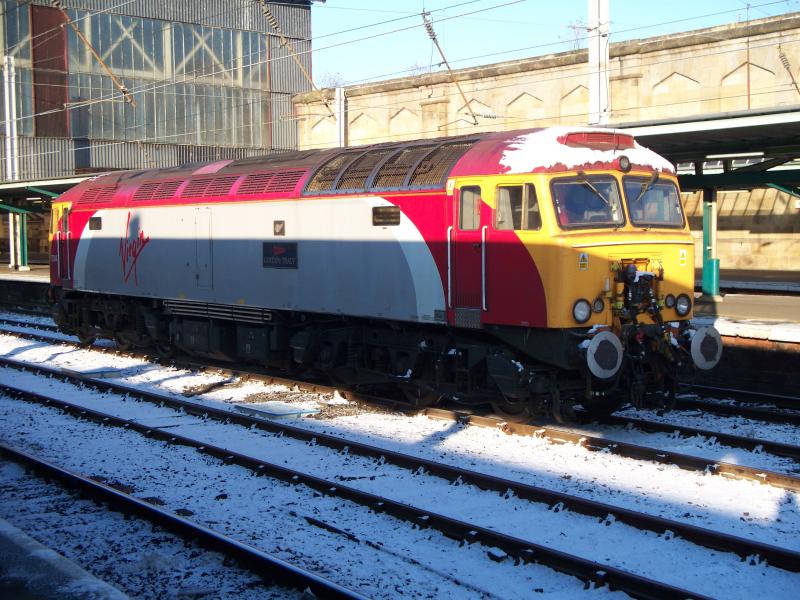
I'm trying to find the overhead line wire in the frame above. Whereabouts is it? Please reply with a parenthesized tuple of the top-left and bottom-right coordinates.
(5, 0, 799, 159)
(10, 32, 800, 163)
(1, 0, 520, 125)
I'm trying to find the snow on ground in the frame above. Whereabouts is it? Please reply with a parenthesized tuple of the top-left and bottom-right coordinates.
(0, 394, 612, 599)
(0, 461, 298, 599)
(0, 332, 799, 597)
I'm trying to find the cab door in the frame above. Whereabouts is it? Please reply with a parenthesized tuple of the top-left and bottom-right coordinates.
(451, 184, 486, 327)
(53, 205, 71, 284)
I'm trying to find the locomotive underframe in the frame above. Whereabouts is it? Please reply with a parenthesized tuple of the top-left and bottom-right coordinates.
(52, 288, 613, 415)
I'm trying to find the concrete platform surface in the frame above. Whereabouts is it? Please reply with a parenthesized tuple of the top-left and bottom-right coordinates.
(0, 517, 128, 600)
(0, 264, 49, 283)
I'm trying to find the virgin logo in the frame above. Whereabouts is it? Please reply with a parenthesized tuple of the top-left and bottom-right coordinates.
(119, 212, 151, 285)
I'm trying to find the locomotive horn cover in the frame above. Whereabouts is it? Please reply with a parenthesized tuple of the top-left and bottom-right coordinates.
(585, 330, 624, 379)
(690, 326, 723, 370)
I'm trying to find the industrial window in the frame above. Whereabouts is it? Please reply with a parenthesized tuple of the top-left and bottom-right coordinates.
(89, 217, 102, 230)
(459, 186, 481, 230)
(495, 184, 541, 231)
(372, 206, 400, 226)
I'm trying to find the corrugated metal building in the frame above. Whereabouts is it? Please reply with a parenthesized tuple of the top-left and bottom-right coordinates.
(0, 0, 312, 181)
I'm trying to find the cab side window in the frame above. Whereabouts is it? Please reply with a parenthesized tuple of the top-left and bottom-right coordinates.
(459, 186, 481, 230)
(496, 184, 540, 230)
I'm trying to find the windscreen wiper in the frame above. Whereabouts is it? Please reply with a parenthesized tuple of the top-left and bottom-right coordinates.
(633, 171, 659, 205)
(576, 171, 610, 207)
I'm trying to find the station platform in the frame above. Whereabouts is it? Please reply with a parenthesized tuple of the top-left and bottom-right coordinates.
(0, 263, 49, 283)
(0, 517, 128, 599)
(696, 268, 800, 294)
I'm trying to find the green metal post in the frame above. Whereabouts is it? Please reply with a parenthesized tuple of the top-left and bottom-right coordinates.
(701, 188, 720, 297)
(19, 213, 28, 267)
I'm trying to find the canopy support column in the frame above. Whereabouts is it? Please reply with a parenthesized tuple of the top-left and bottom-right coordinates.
(701, 187, 720, 299)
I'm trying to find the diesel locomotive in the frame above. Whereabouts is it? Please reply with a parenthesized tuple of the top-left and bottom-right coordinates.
(49, 127, 722, 421)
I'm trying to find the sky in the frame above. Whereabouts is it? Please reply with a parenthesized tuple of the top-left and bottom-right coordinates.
(309, 0, 800, 87)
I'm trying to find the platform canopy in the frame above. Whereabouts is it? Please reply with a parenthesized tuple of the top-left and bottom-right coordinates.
(0, 175, 92, 213)
(618, 105, 800, 194)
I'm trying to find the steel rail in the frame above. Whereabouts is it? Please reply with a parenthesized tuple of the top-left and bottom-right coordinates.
(691, 383, 800, 411)
(0, 318, 60, 332)
(599, 414, 800, 461)
(422, 408, 800, 492)
(0, 441, 366, 600)
(2, 359, 800, 574)
(0, 382, 709, 599)
(676, 396, 800, 426)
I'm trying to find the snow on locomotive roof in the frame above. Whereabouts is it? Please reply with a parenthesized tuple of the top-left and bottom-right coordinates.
(498, 126, 675, 175)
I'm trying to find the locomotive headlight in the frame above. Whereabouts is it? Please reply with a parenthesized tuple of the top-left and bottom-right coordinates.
(618, 155, 631, 173)
(572, 299, 592, 324)
(592, 297, 605, 313)
(675, 294, 691, 316)
(664, 294, 676, 309)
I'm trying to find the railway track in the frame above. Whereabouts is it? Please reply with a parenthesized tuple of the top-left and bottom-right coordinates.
(1, 321, 800, 490)
(2, 353, 800, 572)
(595, 413, 800, 461)
(684, 385, 800, 412)
(7, 378, 796, 599)
(0, 442, 364, 600)
(2, 322, 800, 595)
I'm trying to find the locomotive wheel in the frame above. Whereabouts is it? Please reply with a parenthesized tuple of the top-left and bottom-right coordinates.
(490, 399, 532, 423)
(399, 383, 440, 408)
(77, 333, 95, 347)
(550, 389, 576, 424)
(115, 334, 134, 351)
(154, 341, 175, 359)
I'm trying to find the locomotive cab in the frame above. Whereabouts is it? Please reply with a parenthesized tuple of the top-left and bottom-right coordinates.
(449, 133, 722, 420)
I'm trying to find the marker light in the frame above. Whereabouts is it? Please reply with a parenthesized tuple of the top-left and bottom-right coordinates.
(664, 294, 676, 309)
(592, 297, 605, 313)
(573, 299, 592, 324)
(675, 294, 691, 316)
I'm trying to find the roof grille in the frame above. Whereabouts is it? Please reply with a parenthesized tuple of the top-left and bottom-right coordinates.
(183, 176, 238, 198)
(238, 172, 275, 195)
(237, 170, 305, 195)
(371, 145, 435, 189)
(336, 150, 393, 190)
(408, 142, 473, 187)
(304, 139, 476, 196)
(305, 152, 358, 193)
(133, 180, 182, 202)
(79, 185, 116, 204)
(267, 169, 304, 193)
